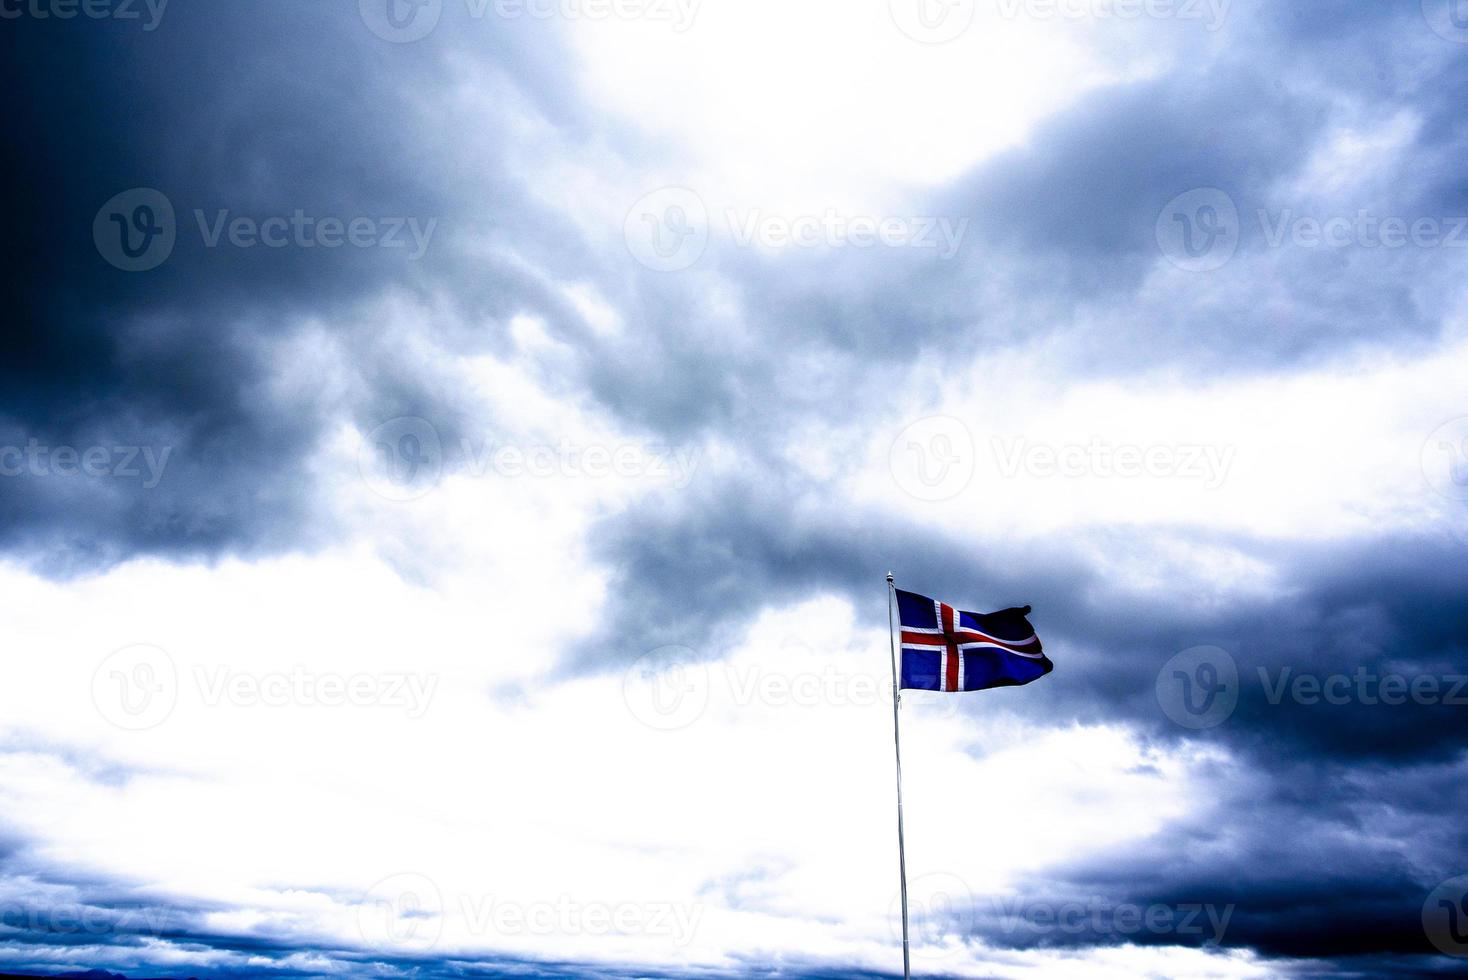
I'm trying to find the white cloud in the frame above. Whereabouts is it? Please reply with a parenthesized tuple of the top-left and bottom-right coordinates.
(0, 540, 1251, 976)
(853, 336, 1468, 550)
(565, 0, 1147, 213)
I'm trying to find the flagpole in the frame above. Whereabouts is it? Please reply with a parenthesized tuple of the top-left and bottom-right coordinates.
(886, 572, 912, 980)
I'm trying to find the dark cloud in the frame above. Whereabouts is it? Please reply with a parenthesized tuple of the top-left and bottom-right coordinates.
(586, 473, 1091, 664)
(0, 2, 604, 574)
(0, 863, 897, 980)
(986, 753, 1468, 976)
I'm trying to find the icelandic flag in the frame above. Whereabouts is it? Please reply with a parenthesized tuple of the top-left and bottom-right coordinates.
(897, 589, 1051, 693)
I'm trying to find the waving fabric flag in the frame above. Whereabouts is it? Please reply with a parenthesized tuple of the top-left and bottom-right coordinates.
(896, 589, 1051, 692)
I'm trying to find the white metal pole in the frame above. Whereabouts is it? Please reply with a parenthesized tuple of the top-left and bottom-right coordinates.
(886, 572, 912, 980)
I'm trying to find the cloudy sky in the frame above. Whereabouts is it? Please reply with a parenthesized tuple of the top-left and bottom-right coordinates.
(2, 0, 1468, 977)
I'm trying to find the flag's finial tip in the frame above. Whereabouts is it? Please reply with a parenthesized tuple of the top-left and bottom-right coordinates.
(886, 572, 894, 583)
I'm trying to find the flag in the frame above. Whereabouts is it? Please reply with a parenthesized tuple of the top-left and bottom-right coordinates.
(896, 589, 1051, 693)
